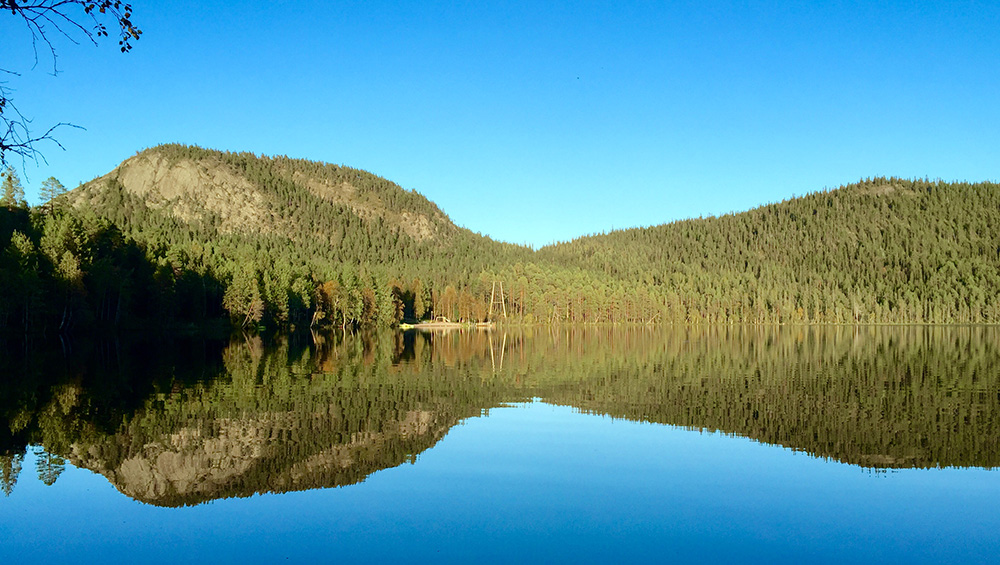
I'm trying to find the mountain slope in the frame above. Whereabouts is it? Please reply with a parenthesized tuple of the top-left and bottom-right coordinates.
(68, 144, 519, 270)
(537, 177, 1000, 323)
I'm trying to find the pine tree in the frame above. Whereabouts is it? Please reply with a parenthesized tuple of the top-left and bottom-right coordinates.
(39, 176, 66, 213)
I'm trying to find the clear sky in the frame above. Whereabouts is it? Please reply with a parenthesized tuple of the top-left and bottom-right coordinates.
(5, 0, 998, 247)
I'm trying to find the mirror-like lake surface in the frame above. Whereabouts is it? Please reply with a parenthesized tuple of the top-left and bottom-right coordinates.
(2, 326, 999, 562)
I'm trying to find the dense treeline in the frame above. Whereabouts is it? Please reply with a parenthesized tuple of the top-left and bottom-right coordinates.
(0, 205, 228, 333)
(4, 144, 999, 333)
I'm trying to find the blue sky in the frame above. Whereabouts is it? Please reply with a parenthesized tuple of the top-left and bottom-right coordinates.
(5, 0, 998, 247)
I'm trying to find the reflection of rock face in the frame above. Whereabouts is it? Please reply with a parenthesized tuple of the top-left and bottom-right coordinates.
(83, 422, 265, 503)
(68, 410, 452, 507)
(280, 410, 440, 487)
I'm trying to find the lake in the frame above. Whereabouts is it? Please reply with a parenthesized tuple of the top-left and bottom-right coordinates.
(2, 326, 998, 562)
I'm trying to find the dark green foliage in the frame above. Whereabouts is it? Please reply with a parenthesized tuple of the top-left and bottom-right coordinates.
(0, 206, 224, 334)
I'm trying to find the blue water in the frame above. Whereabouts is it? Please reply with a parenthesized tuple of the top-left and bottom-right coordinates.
(3, 400, 997, 563)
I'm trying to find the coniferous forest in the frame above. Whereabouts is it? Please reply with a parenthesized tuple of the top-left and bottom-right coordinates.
(2, 143, 999, 334)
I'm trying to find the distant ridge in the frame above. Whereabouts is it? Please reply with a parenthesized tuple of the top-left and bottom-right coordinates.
(538, 177, 1000, 324)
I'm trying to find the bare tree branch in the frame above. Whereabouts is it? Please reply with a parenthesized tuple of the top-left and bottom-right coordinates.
(1, 84, 82, 169)
(0, 1, 141, 166)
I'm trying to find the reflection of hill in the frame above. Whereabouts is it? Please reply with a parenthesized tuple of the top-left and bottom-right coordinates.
(3, 326, 999, 505)
(56, 335, 515, 507)
(530, 326, 1000, 469)
(391, 325, 1000, 469)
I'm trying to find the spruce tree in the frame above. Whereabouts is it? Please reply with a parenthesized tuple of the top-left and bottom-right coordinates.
(1, 166, 26, 208)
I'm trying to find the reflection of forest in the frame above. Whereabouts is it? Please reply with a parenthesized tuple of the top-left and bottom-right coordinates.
(0, 332, 520, 506)
(2, 326, 999, 506)
(537, 326, 1000, 469)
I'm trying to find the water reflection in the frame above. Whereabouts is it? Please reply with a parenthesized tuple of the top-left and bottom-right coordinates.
(2, 325, 999, 506)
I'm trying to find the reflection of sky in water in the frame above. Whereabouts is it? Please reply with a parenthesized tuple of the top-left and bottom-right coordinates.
(3, 401, 998, 563)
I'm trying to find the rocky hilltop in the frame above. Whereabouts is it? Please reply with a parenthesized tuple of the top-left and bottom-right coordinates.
(69, 144, 462, 245)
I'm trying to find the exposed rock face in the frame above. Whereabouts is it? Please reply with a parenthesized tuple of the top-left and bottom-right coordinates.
(69, 144, 458, 244)
(112, 152, 270, 230)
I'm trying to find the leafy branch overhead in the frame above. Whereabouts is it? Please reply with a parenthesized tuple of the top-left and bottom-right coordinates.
(0, 1, 141, 165)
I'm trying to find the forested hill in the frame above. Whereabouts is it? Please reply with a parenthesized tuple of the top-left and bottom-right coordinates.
(2, 144, 999, 333)
(538, 178, 1000, 324)
(69, 143, 529, 273)
(73, 144, 461, 246)
(52, 143, 533, 328)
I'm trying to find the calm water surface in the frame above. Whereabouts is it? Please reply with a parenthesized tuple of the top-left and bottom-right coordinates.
(1, 326, 998, 562)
